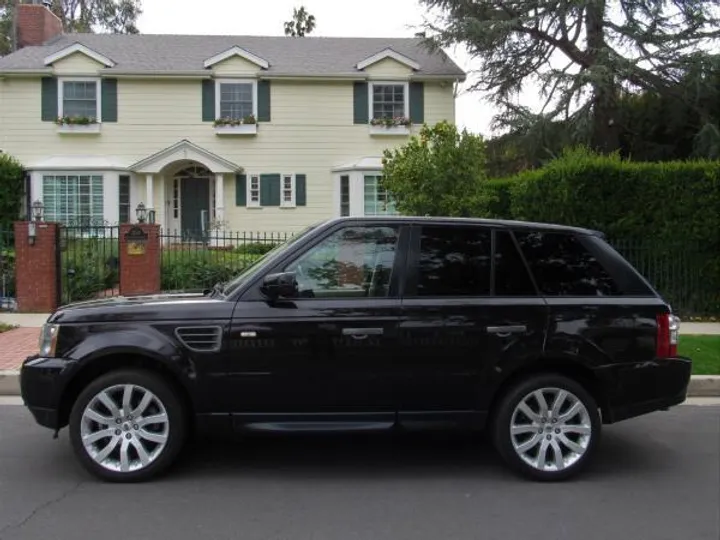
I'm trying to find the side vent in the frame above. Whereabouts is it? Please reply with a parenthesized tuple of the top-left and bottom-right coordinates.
(175, 326, 222, 352)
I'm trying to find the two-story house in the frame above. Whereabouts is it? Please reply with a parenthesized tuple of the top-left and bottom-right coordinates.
(0, 3, 465, 233)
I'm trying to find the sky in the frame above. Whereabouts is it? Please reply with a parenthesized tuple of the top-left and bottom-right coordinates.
(136, 0, 538, 137)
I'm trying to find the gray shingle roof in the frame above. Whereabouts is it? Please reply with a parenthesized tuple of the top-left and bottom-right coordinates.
(0, 34, 465, 77)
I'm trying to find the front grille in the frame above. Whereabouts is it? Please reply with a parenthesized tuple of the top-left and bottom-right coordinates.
(175, 326, 222, 352)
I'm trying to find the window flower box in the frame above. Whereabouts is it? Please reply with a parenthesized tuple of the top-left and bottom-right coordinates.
(214, 115, 258, 135)
(369, 116, 411, 136)
(55, 116, 101, 134)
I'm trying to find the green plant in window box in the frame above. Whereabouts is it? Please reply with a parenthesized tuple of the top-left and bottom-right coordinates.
(213, 115, 257, 127)
(55, 116, 98, 126)
(370, 116, 412, 127)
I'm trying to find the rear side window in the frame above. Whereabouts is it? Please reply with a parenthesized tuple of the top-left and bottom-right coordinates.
(514, 231, 620, 296)
(416, 226, 491, 296)
(494, 230, 537, 296)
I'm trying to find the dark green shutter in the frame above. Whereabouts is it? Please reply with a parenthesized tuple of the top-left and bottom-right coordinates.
(260, 174, 280, 206)
(353, 82, 369, 124)
(41, 77, 58, 121)
(257, 80, 271, 122)
(409, 82, 424, 124)
(296, 174, 306, 206)
(236, 174, 247, 206)
(101, 78, 118, 122)
(202, 79, 215, 122)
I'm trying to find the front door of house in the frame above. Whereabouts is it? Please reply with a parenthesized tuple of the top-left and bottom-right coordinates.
(181, 178, 210, 239)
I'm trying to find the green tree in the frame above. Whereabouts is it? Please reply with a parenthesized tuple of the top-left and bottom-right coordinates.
(283, 6, 315, 37)
(420, 0, 720, 153)
(381, 121, 492, 217)
(0, 154, 24, 231)
(0, 0, 13, 55)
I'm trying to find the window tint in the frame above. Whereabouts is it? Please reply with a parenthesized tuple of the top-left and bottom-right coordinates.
(494, 230, 537, 296)
(416, 226, 491, 297)
(515, 231, 620, 296)
(284, 226, 398, 298)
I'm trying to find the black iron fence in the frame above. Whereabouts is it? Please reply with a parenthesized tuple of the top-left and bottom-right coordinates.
(159, 229, 291, 292)
(0, 228, 15, 311)
(57, 225, 120, 305)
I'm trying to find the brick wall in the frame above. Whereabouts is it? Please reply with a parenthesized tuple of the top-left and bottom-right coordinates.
(119, 224, 161, 296)
(17, 4, 63, 49)
(13, 222, 59, 313)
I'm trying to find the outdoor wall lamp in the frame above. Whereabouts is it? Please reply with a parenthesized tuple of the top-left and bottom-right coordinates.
(135, 202, 147, 224)
(28, 200, 44, 246)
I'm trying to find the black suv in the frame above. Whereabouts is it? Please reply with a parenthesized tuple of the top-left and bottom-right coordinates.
(20, 217, 691, 482)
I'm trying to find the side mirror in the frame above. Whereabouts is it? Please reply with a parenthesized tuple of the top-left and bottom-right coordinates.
(261, 272, 298, 300)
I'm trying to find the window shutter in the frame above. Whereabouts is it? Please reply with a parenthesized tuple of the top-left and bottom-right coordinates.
(295, 174, 306, 206)
(202, 80, 215, 122)
(236, 174, 247, 206)
(41, 77, 58, 121)
(260, 174, 280, 206)
(257, 80, 271, 122)
(101, 78, 118, 122)
(409, 82, 424, 124)
(353, 82, 369, 124)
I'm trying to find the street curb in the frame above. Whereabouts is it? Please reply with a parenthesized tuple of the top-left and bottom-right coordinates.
(1, 370, 720, 398)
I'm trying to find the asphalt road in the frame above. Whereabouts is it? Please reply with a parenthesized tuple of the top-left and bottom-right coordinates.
(0, 403, 718, 540)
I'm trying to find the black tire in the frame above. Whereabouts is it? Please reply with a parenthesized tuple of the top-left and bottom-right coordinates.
(69, 369, 187, 483)
(491, 373, 601, 482)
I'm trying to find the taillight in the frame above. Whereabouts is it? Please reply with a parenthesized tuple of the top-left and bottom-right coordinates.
(656, 313, 680, 358)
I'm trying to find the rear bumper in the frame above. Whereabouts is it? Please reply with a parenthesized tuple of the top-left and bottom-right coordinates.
(20, 355, 76, 430)
(599, 357, 692, 424)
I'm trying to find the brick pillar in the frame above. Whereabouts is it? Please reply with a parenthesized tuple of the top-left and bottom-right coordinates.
(14, 221, 59, 313)
(119, 224, 161, 297)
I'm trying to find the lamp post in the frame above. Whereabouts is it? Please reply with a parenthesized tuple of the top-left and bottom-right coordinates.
(135, 202, 147, 224)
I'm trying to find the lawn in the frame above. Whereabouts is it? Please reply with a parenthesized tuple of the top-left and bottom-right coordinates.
(679, 335, 720, 375)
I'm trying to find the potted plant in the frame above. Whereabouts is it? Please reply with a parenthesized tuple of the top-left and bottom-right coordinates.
(213, 115, 258, 134)
(55, 115, 100, 133)
(369, 116, 412, 134)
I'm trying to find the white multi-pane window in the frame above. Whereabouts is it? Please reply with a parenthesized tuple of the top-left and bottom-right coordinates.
(60, 80, 99, 118)
(364, 175, 398, 216)
(248, 174, 261, 207)
(281, 174, 296, 207)
(42, 175, 104, 225)
(217, 81, 255, 120)
(371, 83, 407, 120)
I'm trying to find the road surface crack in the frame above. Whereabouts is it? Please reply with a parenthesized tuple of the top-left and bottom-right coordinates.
(0, 481, 83, 539)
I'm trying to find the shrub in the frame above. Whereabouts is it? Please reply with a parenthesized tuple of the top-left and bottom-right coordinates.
(0, 154, 24, 232)
(61, 238, 119, 303)
(161, 250, 262, 291)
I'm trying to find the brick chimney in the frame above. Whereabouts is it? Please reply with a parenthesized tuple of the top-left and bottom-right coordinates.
(16, 1, 63, 49)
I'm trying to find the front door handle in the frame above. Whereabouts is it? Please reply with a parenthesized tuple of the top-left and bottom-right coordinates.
(342, 327, 384, 339)
(486, 325, 527, 337)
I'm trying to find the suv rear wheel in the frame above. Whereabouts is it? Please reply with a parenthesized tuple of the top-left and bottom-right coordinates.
(492, 374, 601, 481)
(69, 369, 187, 482)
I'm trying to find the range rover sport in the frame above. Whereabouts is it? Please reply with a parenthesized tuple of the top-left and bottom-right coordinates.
(20, 217, 692, 482)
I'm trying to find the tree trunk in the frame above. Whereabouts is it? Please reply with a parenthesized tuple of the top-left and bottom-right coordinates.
(586, 0, 620, 153)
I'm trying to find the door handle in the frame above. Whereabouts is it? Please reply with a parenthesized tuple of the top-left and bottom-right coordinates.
(342, 327, 384, 339)
(486, 325, 527, 337)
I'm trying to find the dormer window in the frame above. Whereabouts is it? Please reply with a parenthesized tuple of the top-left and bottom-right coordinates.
(59, 78, 100, 120)
(216, 79, 257, 121)
(370, 82, 409, 121)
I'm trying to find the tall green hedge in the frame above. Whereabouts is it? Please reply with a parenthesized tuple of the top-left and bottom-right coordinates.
(0, 154, 24, 232)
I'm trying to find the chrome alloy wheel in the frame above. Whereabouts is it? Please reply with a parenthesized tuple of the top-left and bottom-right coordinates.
(510, 387, 592, 473)
(80, 384, 170, 473)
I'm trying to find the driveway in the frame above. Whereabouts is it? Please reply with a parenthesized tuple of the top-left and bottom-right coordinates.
(0, 402, 718, 540)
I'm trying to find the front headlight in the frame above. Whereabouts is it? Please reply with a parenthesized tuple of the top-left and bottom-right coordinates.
(38, 324, 60, 357)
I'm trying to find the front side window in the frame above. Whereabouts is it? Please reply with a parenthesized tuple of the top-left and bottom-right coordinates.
(364, 175, 397, 216)
(340, 175, 350, 217)
(371, 83, 406, 120)
(42, 174, 104, 226)
(62, 80, 99, 119)
(283, 225, 399, 298)
(494, 230, 537, 296)
(515, 231, 620, 296)
(416, 226, 492, 297)
(218, 82, 254, 120)
(119, 175, 130, 224)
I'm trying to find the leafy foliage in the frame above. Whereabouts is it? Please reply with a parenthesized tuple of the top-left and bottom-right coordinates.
(0, 154, 24, 232)
(381, 121, 494, 217)
(161, 250, 263, 292)
(284, 6, 315, 37)
(61, 238, 119, 303)
(420, 0, 720, 152)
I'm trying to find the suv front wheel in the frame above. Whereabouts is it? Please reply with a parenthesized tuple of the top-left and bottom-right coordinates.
(492, 374, 601, 481)
(69, 369, 187, 482)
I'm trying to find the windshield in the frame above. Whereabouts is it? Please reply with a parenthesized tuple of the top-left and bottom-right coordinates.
(221, 223, 320, 297)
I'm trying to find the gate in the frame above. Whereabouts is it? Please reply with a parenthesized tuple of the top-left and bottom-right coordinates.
(56, 224, 120, 306)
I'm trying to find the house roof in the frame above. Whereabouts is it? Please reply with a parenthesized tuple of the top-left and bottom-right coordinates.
(0, 34, 465, 79)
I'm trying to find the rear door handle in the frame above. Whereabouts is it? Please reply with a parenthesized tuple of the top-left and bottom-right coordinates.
(342, 327, 384, 339)
(486, 325, 527, 337)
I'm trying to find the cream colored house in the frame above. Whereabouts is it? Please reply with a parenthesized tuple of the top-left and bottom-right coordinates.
(0, 4, 465, 234)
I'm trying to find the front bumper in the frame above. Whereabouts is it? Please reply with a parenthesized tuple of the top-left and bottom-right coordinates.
(20, 355, 77, 430)
(600, 357, 692, 424)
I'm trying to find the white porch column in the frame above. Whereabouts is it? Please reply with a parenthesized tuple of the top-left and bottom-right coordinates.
(145, 173, 154, 213)
(214, 173, 225, 223)
(156, 175, 165, 228)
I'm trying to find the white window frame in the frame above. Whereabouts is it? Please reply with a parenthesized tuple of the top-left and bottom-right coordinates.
(247, 173, 261, 208)
(368, 81, 410, 121)
(41, 172, 106, 226)
(215, 79, 258, 121)
(281, 173, 296, 208)
(363, 173, 398, 216)
(58, 77, 102, 121)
